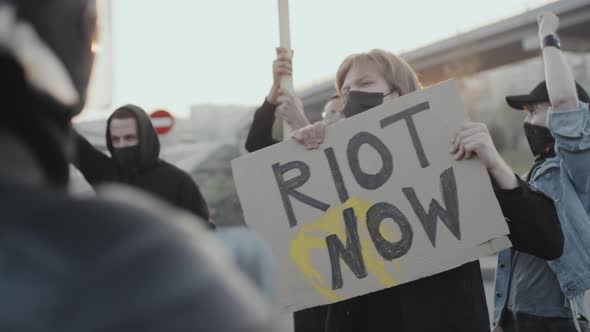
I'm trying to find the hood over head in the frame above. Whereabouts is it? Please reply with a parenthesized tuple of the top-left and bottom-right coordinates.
(106, 104, 160, 171)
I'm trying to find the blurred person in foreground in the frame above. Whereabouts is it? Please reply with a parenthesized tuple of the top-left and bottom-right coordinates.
(290, 46, 563, 332)
(0, 0, 278, 331)
(491, 12, 590, 332)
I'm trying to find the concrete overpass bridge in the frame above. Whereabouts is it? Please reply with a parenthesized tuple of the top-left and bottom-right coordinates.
(299, 0, 590, 123)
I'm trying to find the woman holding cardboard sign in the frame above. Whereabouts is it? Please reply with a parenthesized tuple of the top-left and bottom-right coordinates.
(292, 49, 564, 332)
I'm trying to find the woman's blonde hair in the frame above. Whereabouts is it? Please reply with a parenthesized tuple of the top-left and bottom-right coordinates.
(336, 49, 422, 97)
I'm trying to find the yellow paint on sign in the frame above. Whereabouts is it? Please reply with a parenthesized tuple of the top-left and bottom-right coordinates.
(290, 197, 402, 302)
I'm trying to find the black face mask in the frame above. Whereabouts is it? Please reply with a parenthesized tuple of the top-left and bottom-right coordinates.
(524, 123, 554, 157)
(342, 91, 387, 118)
(113, 145, 140, 170)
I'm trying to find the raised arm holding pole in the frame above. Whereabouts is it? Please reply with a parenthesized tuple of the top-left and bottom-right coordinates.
(272, 0, 295, 140)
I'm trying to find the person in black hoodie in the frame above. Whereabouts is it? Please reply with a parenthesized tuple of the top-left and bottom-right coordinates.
(73, 104, 211, 226)
(0, 0, 278, 331)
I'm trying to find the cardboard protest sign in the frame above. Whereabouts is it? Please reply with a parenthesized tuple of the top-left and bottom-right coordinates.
(232, 80, 510, 312)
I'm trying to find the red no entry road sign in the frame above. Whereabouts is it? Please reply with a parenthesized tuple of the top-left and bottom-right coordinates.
(150, 110, 175, 135)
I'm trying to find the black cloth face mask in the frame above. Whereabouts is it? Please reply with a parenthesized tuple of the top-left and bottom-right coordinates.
(113, 145, 140, 170)
(342, 90, 394, 118)
(524, 122, 554, 158)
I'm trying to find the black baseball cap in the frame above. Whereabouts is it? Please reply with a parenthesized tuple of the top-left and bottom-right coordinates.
(506, 81, 590, 110)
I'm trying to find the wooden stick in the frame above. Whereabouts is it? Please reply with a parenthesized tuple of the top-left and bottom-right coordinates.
(272, 0, 294, 140)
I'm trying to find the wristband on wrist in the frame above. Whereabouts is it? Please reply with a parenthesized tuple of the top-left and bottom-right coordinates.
(542, 33, 561, 50)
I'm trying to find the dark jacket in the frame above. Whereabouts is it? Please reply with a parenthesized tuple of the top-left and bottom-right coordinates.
(73, 105, 210, 224)
(245, 100, 279, 152)
(325, 177, 563, 332)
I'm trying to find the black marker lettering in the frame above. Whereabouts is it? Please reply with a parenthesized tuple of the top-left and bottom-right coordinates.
(347, 132, 394, 190)
(324, 147, 350, 204)
(366, 202, 414, 260)
(273, 161, 330, 227)
(402, 167, 460, 247)
(380, 102, 431, 168)
(326, 208, 368, 290)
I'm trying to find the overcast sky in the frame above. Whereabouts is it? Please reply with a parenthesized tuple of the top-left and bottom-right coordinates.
(102, 0, 556, 117)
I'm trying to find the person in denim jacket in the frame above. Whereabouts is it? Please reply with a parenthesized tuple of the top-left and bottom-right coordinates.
(490, 12, 590, 332)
